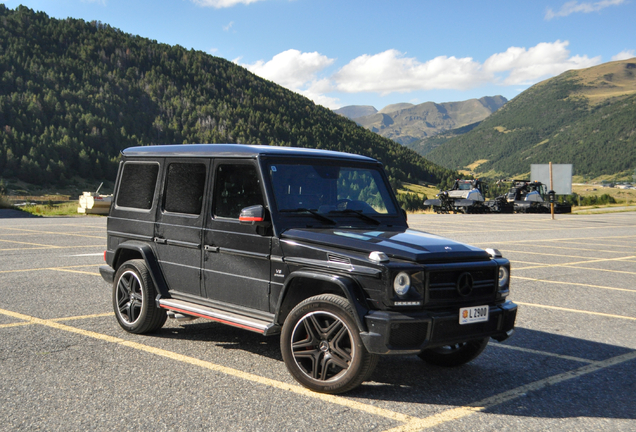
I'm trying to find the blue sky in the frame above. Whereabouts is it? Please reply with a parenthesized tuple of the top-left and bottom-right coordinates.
(3, 0, 635, 110)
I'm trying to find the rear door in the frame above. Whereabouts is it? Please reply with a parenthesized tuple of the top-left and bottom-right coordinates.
(202, 159, 272, 311)
(153, 159, 209, 298)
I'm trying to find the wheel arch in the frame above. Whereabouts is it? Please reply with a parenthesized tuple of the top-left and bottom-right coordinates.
(112, 241, 169, 298)
(274, 271, 370, 332)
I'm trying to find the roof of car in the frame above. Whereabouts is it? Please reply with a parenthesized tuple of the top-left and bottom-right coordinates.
(121, 144, 377, 162)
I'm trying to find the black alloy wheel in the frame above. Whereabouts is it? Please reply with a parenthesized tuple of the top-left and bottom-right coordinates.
(281, 294, 377, 394)
(113, 259, 166, 334)
(418, 338, 489, 367)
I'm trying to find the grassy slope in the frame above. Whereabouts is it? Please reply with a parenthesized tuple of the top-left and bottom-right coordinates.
(425, 59, 636, 180)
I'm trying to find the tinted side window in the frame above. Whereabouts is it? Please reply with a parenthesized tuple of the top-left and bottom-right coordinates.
(163, 163, 206, 215)
(116, 162, 159, 210)
(213, 164, 263, 219)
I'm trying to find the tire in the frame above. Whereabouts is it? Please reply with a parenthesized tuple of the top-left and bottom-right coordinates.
(113, 259, 167, 334)
(418, 338, 489, 367)
(280, 294, 378, 394)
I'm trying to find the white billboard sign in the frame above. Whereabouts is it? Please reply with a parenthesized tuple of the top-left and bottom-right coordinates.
(531, 164, 572, 195)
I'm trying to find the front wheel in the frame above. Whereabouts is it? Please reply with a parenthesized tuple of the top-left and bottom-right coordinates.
(281, 294, 378, 394)
(418, 338, 489, 367)
(113, 259, 166, 334)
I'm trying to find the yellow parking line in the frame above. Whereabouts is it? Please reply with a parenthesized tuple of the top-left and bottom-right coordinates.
(0, 322, 32, 329)
(528, 265, 636, 276)
(515, 255, 636, 271)
(0, 307, 413, 425)
(505, 244, 628, 254)
(471, 234, 636, 246)
(2, 306, 634, 432)
(512, 276, 635, 293)
(434, 225, 633, 236)
(0, 265, 102, 275)
(515, 302, 636, 321)
(49, 268, 101, 276)
(0, 244, 105, 252)
(383, 350, 636, 431)
(490, 344, 597, 364)
(0, 227, 106, 240)
(0, 239, 64, 248)
(501, 249, 608, 260)
(50, 312, 114, 321)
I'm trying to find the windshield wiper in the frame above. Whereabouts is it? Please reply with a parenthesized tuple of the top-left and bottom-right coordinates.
(279, 208, 337, 225)
(330, 209, 381, 225)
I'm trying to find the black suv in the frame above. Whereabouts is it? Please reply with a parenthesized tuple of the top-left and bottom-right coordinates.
(100, 144, 517, 394)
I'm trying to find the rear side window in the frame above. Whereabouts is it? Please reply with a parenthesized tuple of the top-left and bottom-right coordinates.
(163, 163, 207, 215)
(116, 162, 159, 210)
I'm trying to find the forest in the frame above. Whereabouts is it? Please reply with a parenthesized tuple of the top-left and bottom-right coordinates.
(0, 5, 457, 189)
(425, 68, 636, 179)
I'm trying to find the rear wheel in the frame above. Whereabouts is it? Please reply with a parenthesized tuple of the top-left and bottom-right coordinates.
(113, 259, 166, 334)
(418, 338, 489, 367)
(281, 294, 378, 394)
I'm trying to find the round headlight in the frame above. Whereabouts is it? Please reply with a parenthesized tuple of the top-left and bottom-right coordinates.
(393, 272, 411, 296)
(498, 266, 510, 288)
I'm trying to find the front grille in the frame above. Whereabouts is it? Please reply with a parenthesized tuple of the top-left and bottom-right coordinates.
(388, 322, 429, 348)
(426, 266, 497, 306)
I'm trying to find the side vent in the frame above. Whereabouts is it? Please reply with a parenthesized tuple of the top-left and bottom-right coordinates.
(327, 253, 351, 266)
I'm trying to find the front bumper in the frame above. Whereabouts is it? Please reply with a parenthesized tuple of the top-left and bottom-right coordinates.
(360, 301, 517, 355)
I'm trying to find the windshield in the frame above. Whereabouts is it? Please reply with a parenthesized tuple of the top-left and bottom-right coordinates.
(268, 162, 397, 216)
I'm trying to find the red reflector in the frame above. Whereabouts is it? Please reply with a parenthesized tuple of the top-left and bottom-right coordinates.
(103, 251, 106, 261)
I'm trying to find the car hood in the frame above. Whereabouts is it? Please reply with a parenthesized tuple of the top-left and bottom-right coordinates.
(280, 227, 489, 263)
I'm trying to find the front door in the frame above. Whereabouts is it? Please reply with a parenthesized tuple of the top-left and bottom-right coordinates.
(154, 159, 209, 298)
(202, 160, 272, 311)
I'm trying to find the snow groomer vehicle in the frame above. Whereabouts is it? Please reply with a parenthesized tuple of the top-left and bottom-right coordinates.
(100, 144, 517, 394)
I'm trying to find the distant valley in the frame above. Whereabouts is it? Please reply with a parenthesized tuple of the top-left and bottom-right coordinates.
(334, 96, 507, 145)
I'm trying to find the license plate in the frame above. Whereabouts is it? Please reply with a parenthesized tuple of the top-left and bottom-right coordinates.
(459, 305, 489, 324)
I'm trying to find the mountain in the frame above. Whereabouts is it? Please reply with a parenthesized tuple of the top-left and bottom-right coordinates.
(0, 5, 456, 187)
(425, 58, 636, 179)
(333, 105, 377, 119)
(335, 96, 507, 145)
(406, 121, 482, 156)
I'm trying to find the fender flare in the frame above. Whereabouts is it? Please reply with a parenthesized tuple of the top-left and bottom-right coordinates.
(113, 241, 170, 298)
(274, 270, 370, 332)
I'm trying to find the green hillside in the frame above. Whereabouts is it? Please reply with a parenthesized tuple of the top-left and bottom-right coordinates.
(406, 121, 482, 156)
(425, 59, 636, 179)
(0, 5, 455, 187)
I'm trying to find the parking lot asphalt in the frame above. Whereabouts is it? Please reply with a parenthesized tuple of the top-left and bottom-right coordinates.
(0, 211, 634, 431)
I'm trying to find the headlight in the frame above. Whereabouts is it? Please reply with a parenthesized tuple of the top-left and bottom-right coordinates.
(498, 266, 510, 288)
(393, 272, 411, 296)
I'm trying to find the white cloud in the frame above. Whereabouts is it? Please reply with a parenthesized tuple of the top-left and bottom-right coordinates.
(333, 50, 489, 95)
(239, 49, 335, 90)
(545, 0, 625, 20)
(611, 50, 636, 61)
(191, 0, 265, 8)
(483, 40, 601, 85)
(223, 21, 234, 31)
(236, 41, 601, 108)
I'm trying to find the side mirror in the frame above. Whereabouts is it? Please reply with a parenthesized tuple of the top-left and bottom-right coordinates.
(239, 205, 271, 226)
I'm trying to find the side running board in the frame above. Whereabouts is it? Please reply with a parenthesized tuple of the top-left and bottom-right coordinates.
(158, 298, 280, 336)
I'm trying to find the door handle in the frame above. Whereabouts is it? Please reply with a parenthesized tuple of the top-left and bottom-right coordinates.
(153, 237, 167, 244)
(204, 245, 219, 253)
